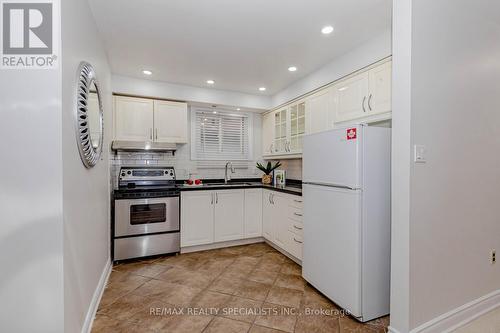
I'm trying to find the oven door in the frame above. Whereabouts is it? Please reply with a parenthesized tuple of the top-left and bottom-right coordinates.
(115, 197, 179, 237)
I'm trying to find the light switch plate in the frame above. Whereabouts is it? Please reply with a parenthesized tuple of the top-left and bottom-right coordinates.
(414, 145, 426, 163)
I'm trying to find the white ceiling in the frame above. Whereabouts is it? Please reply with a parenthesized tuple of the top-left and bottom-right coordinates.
(89, 0, 391, 96)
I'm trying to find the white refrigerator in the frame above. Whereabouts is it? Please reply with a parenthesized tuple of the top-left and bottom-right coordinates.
(302, 125, 391, 322)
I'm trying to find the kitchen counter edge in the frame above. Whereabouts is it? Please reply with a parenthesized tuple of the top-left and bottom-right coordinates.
(179, 183, 302, 196)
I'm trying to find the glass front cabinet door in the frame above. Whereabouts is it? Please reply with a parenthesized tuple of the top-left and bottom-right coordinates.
(273, 108, 288, 154)
(289, 102, 305, 153)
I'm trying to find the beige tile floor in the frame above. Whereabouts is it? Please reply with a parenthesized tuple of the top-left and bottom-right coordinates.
(92, 243, 389, 333)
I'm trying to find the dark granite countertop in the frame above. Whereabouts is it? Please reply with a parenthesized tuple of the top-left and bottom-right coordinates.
(178, 178, 302, 196)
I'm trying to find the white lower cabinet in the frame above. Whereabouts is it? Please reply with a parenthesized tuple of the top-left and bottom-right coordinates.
(181, 191, 215, 247)
(214, 190, 245, 242)
(182, 188, 303, 261)
(262, 190, 303, 261)
(244, 189, 263, 238)
(285, 231, 303, 260)
(262, 190, 274, 239)
(181, 189, 246, 247)
(271, 194, 289, 250)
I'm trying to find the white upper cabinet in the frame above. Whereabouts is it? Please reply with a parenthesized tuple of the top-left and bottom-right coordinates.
(114, 96, 154, 141)
(262, 112, 274, 156)
(262, 100, 305, 158)
(334, 60, 392, 123)
(214, 190, 245, 242)
(333, 72, 370, 123)
(153, 100, 188, 143)
(289, 102, 306, 153)
(273, 108, 289, 154)
(305, 88, 334, 134)
(262, 59, 391, 159)
(367, 61, 392, 116)
(114, 96, 188, 143)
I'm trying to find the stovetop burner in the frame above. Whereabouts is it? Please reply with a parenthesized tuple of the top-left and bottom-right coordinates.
(114, 166, 179, 199)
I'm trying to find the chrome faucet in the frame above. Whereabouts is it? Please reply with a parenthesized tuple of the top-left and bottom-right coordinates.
(225, 162, 235, 184)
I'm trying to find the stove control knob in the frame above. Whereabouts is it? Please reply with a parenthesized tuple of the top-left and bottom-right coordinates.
(127, 171, 131, 175)
(164, 171, 168, 174)
(121, 173, 125, 177)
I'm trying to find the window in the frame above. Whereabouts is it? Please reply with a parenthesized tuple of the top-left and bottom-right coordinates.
(191, 108, 252, 161)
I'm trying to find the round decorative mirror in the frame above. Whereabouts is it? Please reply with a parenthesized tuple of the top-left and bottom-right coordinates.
(76, 62, 103, 168)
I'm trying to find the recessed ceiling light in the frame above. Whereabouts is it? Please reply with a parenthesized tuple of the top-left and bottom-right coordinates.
(321, 25, 334, 35)
(236, 108, 241, 111)
(213, 111, 217, 114)
(288, 66, 297, 72)
(206, 80, 215, 85)
(259, 87, 266, 92)
(142, 70, 153, 75)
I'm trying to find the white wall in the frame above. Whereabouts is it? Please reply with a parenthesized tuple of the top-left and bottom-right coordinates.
(389, 0, 412, 331)
(0, 24, 64, 333)
(391, 0, 500, 331)
(271, 29, 392, 108)
(112, 75, 271, 110)
(61, 0, 112, 332)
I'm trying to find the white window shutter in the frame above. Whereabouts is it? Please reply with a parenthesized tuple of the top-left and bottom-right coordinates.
(192, 108, 251, 161)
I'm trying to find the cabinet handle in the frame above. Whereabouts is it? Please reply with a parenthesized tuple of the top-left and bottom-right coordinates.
(270, 143, 274, 153)
(271, 193, 274, 204)
(293, 225, 303, 230)
(155, 128, 158, 140)
(293, 237, 303, 244)
(368, 94, 373, 111)
(294, 199, 303, 203)
(362, 96, 367, 113)
(294, 212, 303, 217)
(216, 193, 218, 204)
(211, 193, 214, 204)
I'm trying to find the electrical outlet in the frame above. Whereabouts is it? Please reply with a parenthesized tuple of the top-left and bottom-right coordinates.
(491, 250, 496, 264)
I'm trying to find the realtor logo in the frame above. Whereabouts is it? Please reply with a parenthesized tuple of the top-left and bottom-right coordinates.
(1, 0, 59, 69)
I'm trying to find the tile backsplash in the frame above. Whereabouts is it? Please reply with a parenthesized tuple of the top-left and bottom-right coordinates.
(110, 151, 303, 188)
(278, 159, 303, 180)
(110, 144, 261, 188)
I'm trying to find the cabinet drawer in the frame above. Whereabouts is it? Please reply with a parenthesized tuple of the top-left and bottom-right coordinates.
(289, 197, 303, 209)
(288, 206, 303, 222)
(288, 219, 303, 237)
(286, 231, 303, 260)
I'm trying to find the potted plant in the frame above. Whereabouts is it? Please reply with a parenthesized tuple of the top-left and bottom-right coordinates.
(256, 161, 282, 185)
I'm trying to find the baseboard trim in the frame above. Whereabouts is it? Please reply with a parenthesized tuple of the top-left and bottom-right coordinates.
(81, 260, 113, 333)
(264, 240, 302, 265)
(181, 237, 264, 253)
(388, 327, 402, 333)
(409, 289, 500, 333)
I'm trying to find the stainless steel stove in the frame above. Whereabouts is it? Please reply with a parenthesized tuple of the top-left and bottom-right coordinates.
(113, 167, 180, 261)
